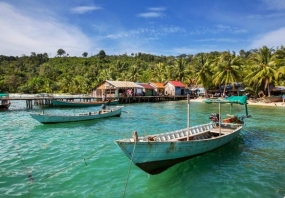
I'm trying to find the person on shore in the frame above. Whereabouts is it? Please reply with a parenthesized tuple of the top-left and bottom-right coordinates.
(282, 94, 285, 105)
(102, 94, 105, 101)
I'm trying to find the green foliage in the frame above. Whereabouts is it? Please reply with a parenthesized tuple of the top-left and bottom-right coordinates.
(57, 48, 66, 57)
(82, 52, 88, 58)
(0, 47, 285, 95)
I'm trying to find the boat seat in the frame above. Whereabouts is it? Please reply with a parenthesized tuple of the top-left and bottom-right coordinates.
(154, 123, 215, 142)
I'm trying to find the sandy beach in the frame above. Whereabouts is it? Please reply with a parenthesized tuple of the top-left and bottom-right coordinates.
(191, 97, 285, 107)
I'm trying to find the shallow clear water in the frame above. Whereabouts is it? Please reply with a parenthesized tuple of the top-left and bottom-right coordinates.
(1, 100, 285, 198)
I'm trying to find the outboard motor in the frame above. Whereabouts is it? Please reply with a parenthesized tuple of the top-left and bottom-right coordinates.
(209, 113, 219, 122)
(237, 116, 245, 124)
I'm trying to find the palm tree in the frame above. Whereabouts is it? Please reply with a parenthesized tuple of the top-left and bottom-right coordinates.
(192, 53, 213, 90)
(171, 58, 188, 82)
(274, 46, 285, 85)
(152, 62, 167, 82)
(212, 51, 242, 95)
(245, 46, 277, 97)
(128, 63, 142, 82)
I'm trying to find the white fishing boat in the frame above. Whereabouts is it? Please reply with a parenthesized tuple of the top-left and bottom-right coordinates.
(115, 95, 250, 175)
(30, 106, 123, 124)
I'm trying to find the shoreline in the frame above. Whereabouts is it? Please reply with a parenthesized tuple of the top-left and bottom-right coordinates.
(7, 93, 285, 107)
(190, 97, 285, 107)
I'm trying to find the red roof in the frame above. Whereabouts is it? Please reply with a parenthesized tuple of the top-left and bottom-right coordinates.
(138, 83, 155, 89)
(165, 81, 185, 87)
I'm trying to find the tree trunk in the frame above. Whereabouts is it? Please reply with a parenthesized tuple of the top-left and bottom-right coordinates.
(267, 84, 271, 97)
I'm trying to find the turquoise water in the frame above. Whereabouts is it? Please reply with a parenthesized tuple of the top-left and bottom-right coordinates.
(1, 100, 285, 198)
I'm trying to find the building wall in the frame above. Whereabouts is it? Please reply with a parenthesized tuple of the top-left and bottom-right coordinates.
(153, 88, 165, 95)
(164, 83, 175, 96)
(145, 89, 154, 96)
(164, 83, 186, 95)
(92, 81, 142, 98)
(175, 87, 182, 95)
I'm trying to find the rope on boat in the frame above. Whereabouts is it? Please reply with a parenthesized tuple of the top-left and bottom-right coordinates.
(45, 146, 109, 179)
(8, 131, 33, 198)
(122, 140, 137, 198)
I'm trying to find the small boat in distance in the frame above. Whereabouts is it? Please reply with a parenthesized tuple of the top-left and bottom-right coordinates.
(0, 93, 11, 110)
(30, 106, 123, 124)
(115, 95, 250, 175)
(51, 99, 119, 107)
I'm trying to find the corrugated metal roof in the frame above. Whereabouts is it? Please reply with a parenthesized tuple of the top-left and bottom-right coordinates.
(106, 80, 143, 88)
(150, 82, 165, 88)
(164, 81, 185, 87)
(138, 83, 155, 89)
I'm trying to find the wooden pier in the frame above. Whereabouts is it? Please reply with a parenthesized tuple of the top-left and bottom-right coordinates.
(119, 95, 188, 103)
(5, 95, 189, 109)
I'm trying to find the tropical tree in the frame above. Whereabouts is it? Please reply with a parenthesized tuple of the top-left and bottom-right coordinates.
(113, 60, 128, 74)
(244, 46, 277, 97)
(152, 62, 167, 82)
(128, 62, 142, 82)
(97, 68, 114, 82)
(82, 52, 88, 58)
(274, 46, 285, 85)
(171, 57, 189, 82)
(57, 49, 66, 57)
(212, 51, 242, 95)
(98, 50, 106, 60)
(192, 53, 213, 92)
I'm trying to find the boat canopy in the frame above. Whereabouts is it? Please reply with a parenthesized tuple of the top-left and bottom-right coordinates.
(204, 95, 249, 117)
(0, 93, 9, 98)
(204, 95, 247, 105)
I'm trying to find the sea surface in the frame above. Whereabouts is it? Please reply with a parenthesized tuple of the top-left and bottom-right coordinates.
(0, 100, 285, 198)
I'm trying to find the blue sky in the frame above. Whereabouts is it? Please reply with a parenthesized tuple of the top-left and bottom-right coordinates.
(1, 0, 285, 57)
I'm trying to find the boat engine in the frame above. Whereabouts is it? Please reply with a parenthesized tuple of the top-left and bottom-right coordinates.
(209, 113, 219, 122)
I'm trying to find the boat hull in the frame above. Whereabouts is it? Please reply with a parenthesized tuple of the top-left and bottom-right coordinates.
(0, 104, 10, 110)
(51, 100, 119, 107)
(30, 106, 122, 124)
(0, 93, 10, 110)
(116, 125, 242, 175)
(264, 96, 282, 103)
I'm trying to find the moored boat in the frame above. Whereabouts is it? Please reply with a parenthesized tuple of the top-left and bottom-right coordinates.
(115, 95, 250, 175)
(30, 106, 123, 124)
(51, 99, 119, 107)
(263, 96, 282, 103)
(0, 93, 11, 110)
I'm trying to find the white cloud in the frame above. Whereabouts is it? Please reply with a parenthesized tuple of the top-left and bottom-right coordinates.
(0, 2, 92, 56)
(197, 38, 243, 43)
(137, 7, 166, 18)
(246, 13, 285, 19)
(249, 27, 285, 49)
(71, 6, 102, 14)
(103, 26, 184, 40)
(137, 12, 164, 18)
(148, 7, 166, 12)
(261, 0, 285, 10)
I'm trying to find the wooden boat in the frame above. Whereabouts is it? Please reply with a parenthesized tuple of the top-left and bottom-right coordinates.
(30, 106, 123, 124)
(51, 99, 119, 107)
(0, 93, 11, 110)
(263, 96, 282, 103)
(115, 95, 250, 175)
